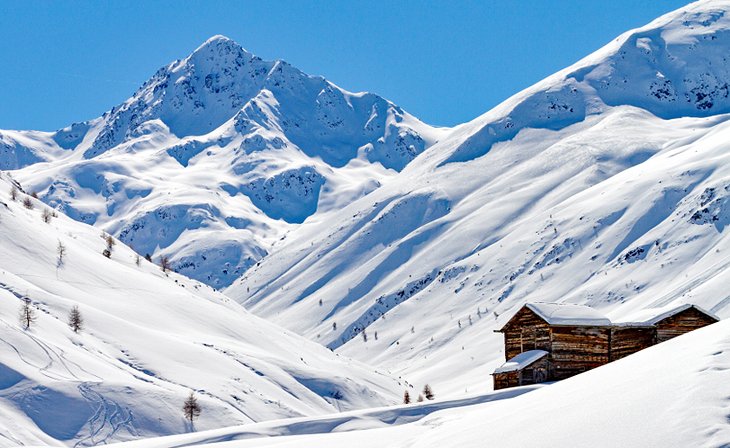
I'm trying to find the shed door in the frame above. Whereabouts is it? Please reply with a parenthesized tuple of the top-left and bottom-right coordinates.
(533, 367, 547, 383)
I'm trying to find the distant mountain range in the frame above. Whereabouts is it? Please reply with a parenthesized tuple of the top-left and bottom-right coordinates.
(1, 35, 446, 287)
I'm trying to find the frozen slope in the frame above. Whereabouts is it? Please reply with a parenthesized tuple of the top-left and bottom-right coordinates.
(107, 318, 730, 448)
(3, 35, 447, 288)
(228, 0, 730, 396)
(0, 173, 407, 447)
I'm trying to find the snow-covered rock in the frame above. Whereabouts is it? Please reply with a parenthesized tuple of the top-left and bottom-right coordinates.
(3, 35, 447, 288)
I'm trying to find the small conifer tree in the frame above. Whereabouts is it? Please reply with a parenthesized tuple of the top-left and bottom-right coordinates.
(19, 298, 36, 329)
(68, 305, 83, 333)
(423, 384, 434, 400)
(183, 391, 202, 424)
(105, 235, 115, 251)
(160, 255, 172, 272)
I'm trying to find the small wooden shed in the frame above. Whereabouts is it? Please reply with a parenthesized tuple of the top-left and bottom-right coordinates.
(495, 303, 613, 384)
(493, 350, 548, 389)
(493, 302, 719, 390)
(616, 304, 720, 343)
(610, 304, 720, 360)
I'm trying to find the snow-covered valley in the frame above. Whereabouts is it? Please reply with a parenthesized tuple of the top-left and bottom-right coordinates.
(228, 0, 730, 397)
(92, 316, 730, 447)
(0, 173, 406, 446)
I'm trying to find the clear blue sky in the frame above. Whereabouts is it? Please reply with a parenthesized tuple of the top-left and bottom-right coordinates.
(0, 1, 690, 131)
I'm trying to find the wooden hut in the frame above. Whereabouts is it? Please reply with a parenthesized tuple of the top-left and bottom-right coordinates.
(494, 303, 612, 387)
(493, 350, 548, 389)
(493, 302, 718, 390)
(609, 304, 719, 360)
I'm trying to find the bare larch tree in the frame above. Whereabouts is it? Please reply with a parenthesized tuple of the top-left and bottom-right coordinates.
(19, 298, 36, 329)
(183, 391, 202, 425)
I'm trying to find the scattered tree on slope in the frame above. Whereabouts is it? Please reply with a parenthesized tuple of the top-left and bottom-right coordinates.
(57, 240, 66, 266)
(183, 392, 202, 425)
(19, 298, 36, 329)
(160, 256, 172, 273)
(423, 384, 434, 400)
(68, 305, 83, 333)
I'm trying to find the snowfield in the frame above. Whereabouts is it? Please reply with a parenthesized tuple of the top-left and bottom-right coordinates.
(228, 0, 730, 397)
(0, 173, 406, 446)
(107, 317, 730, 447)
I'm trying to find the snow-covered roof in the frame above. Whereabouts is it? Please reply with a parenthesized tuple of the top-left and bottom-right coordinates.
(525, 303, 612, 326)
(493, 350, 549, 374)
(613, 304, 720, 327)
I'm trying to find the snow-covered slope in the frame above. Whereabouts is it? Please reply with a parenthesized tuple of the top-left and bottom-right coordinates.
(3, 35, 446, 288)
(228, 0, 730, 396)
(105, 317, 730, 447)
(0, 173, 407, 447)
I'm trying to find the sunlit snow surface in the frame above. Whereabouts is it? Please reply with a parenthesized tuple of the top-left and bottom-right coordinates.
(107, 319, 730, 447)
(229, 0, 730, 398)
(0, 173, 406, 446)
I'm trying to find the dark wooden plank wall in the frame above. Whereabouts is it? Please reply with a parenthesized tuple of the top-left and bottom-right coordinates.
(549, 326, 610, 380)
(609, 327, 655, 361)
(655, 307, 718, 343)
(493, 357, 549, 390)
(503, 308, 551, 360)
(493, 371, 519, 390)
(519, 357, 549, 386)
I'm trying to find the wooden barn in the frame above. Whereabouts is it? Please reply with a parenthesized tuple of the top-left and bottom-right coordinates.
(492, 302, 719, 389)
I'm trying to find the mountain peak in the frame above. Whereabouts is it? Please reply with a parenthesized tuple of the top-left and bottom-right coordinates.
(200, 34, 234, 46)
(190, 34, 249, 58)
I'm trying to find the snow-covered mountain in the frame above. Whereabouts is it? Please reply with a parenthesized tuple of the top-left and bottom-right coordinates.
(2, 35, 446, 288)
(0, 172, 407, 447)
(227, 0, 730, 396)
(3, 1, 730, 446)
